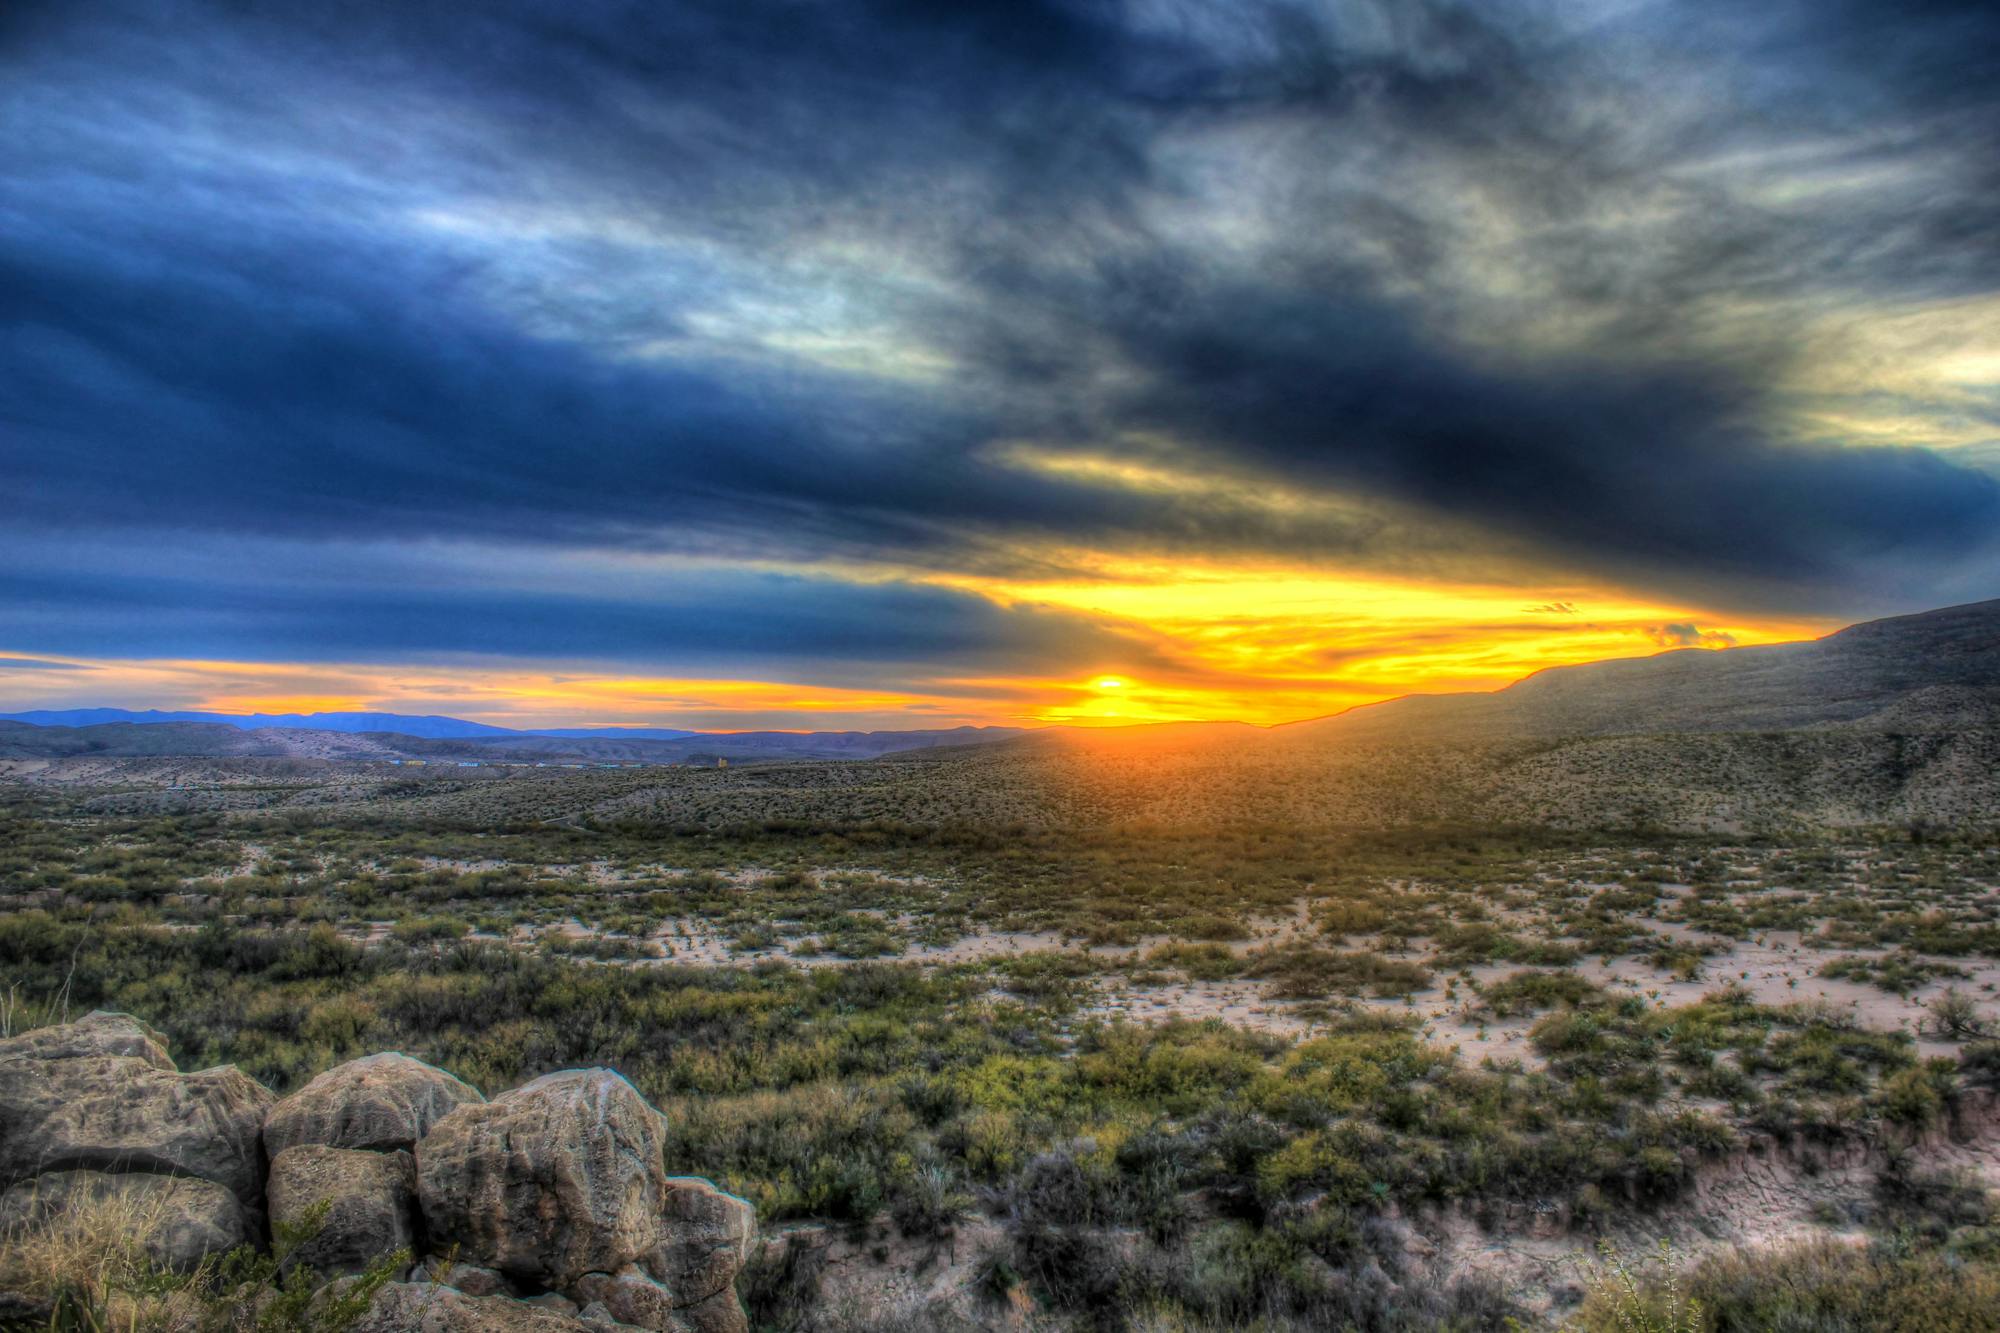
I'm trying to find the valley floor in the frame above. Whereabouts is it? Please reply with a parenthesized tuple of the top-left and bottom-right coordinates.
(4, 759, 2000, 1329)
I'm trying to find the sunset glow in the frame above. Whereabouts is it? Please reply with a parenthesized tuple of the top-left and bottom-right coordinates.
(0, 567, 1834, 730)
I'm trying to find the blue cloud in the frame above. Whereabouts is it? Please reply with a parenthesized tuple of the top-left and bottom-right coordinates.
(0, 556, 1159, 679)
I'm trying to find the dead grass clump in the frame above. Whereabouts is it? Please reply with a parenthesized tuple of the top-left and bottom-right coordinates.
(0, 1183, 202, 1329)
(1571, 1235, 2000, 1333)
(0, 1187, 404, 1332)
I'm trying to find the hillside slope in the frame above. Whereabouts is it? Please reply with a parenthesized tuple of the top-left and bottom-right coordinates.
(1296, 598, 2000, 743)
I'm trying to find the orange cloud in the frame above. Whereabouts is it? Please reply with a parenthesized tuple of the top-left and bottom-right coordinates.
(922, 557, 1828, 724)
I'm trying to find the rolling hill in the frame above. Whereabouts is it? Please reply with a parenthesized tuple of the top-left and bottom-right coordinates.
(1292, 597, 2000, 743)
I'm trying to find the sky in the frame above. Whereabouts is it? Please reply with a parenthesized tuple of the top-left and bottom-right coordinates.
(3, 0, 1997, 730)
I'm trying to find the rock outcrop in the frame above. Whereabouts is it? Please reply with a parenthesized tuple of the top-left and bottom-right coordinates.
(416, 1069, 674, 1287)
(265, 1052, 484, 1156)
(654, 1178, 755, 1322)
(0, 1012, 274, 1210)
(267, 1145, 418, 1277)
(0, 1017, 755, 1332)
(0, 1010, 177, 1069)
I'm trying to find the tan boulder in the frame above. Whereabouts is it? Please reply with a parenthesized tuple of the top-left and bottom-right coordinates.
(570, 1178, 753, 1331)
(0, 1016, 274, 1207)
(0, 1012, 174, 1070)
(416, 1069, 671, 1288)
(651, 1178, 753, 1308)
(267, 1144, 417, 1277)
(266, 1052, 484, 1157)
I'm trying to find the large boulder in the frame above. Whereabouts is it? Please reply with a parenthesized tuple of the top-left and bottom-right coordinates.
(651, 1179, 753, 1311)
(0, 1169, 249, 1271)
(353, 1283, 587, 1331)
(0, 1012, 174, 1070)
(566, 1182, 754, 1331)
(266, 1053, 484, 1157)
(0, 1015, 274, 1207)
(267, 1145, 417, 1277)
(416, 1069, 670, 1288)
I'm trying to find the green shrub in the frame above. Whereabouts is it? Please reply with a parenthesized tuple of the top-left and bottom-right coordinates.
(1478, 970, 1606, 1017)
(1244, 945, 1431, 999)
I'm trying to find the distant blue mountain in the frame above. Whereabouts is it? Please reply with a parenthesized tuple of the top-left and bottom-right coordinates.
(525, 727, 700, 740)
(0, 710, 997, 749)
(0, 708, 523, 739)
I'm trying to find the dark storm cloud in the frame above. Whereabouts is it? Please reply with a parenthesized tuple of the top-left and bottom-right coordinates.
(0, 558, 1154, 674)
(1089, 276, 2000, 585)
(3, 0, 1998, 626)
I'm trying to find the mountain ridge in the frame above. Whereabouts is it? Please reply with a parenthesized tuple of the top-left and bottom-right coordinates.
(0, 708, 1028, 750)
(1288, 596, 2000, 744)
(0, 709, 530, 738)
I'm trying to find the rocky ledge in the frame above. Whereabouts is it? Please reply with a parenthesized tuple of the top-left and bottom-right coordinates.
(0, 1012, 753, 1331)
